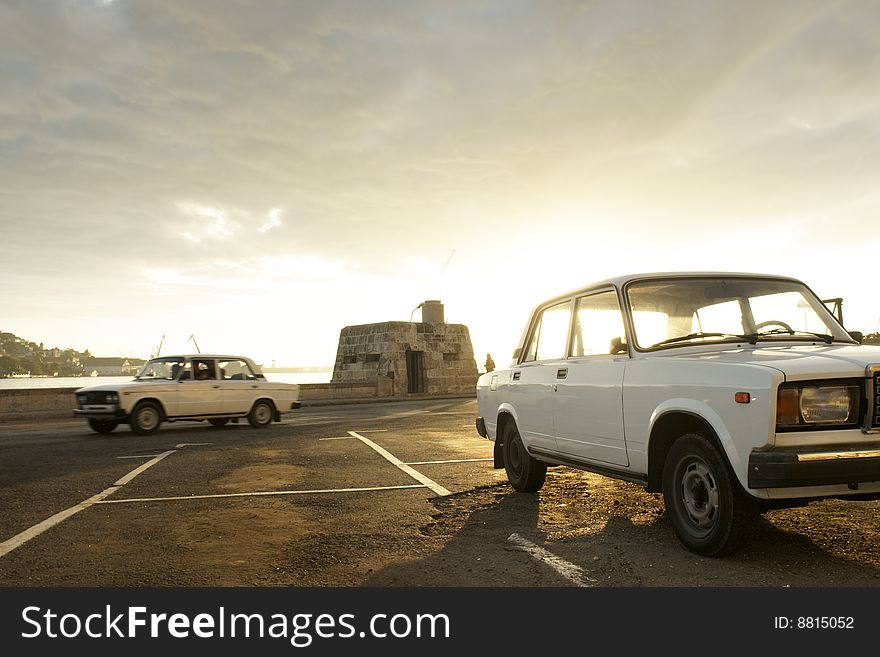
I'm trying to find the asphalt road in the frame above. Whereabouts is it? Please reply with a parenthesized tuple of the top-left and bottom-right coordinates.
(1, 399, 879, 587)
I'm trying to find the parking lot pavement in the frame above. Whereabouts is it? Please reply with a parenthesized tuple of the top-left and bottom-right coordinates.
(3, 399, 880, 587)
(0, 399, 510, 585)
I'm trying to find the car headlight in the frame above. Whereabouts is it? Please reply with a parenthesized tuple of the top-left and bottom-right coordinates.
(76, 394, 87, 405)
(776, 382, 861, 429)
(104, 392, 119, 404)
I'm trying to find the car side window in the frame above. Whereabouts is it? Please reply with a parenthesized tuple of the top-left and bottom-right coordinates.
(571, 290, 627, 357)
(192, 359, 216, 380)
(219, 359, 257, 381)
(522, 300, 572, 362)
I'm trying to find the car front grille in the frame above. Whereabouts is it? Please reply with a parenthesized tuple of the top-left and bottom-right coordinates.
(873, 370, 880, 429)
(79, 391, 110, 404)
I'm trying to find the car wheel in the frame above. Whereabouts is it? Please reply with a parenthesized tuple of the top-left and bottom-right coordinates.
(662, 433, 757, 556)
(502, 421, 547, 493)
(129, 401, 162, 436)
(247, 399, 274, 428)
(88, 418, 118, 434)
(208, 418, 230, 427)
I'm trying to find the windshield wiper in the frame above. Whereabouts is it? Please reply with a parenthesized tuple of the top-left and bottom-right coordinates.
(652, 332, 758, 348)
(744, 328, 834, 344)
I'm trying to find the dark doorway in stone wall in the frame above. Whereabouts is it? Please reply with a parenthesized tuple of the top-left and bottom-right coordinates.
(405, 349, 425, 394)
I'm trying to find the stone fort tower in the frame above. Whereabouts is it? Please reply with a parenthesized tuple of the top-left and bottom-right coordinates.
(330, 300, 478, 397)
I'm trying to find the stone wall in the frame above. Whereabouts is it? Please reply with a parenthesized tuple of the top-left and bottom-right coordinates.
(331, 321, 479, 396)
(0, 381, 477, 422)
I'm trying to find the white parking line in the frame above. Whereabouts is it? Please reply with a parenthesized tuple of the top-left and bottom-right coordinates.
(0, 450, 178, 560)
(95, 484, 427, 504)
(348, 431, 451, 497)
(405, 458, 493, 465)
(175, 442, 213, 448)
(507, 533, 597, 587)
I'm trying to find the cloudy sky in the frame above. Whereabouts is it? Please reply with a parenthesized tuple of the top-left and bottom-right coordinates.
(2, 0, 879, 367)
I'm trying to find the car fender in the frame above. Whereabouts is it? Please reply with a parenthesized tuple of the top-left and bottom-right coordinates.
(648, 398, 750, 491)
(491, 402, 520, 443)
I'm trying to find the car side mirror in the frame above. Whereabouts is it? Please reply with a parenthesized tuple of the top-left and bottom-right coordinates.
(610, 337, 628, 355)
(512, 347, 522, 360)
(849, 331, 864, 344)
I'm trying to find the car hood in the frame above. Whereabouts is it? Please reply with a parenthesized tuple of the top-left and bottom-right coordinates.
(75, 380, 176, 394)
(665, 344, 880, 381)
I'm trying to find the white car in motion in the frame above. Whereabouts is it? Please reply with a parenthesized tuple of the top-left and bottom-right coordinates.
(74, 355, 300, 435)
(475, 272, 880, 556)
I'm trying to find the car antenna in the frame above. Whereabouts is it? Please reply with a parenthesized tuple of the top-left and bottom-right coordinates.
(153, 334, 165, 357)
(189, 334, 201, 354)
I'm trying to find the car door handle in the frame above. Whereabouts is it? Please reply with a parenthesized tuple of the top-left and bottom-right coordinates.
(556, 368, 568, 379)
(252, 385, 259, 389)
(212, 385, 220, 389)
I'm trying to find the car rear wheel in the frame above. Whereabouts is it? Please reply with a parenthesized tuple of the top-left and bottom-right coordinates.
(208, 418, 230, 427)
(662, 433, 757, 556)
(88, 418, 118, 434)
(129, 401, 162, 436)
(247, 399, 274, 428)
(502, 421, 547, 493)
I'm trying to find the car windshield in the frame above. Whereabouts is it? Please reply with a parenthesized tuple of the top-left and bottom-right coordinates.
(135, 357, 186, 380)
(626, 277, 853, 351)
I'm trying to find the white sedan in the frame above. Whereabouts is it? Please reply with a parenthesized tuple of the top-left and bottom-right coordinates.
(74, 354, 300, 435)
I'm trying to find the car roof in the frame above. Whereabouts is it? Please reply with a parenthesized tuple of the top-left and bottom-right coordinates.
(550, 271, 804, 301)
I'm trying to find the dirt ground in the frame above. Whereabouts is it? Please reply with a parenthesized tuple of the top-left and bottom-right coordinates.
(364, 469, 880, 587)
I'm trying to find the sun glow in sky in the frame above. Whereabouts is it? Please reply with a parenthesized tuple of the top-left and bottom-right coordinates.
(2, 1, 880, 367)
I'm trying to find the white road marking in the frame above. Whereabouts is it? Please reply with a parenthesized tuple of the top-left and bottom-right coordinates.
(113, 450, 176, 486)
(405, 458, 493, 465)
(175, 442, 213, 448)
(0, 450, 178, 559)
(117, 454, 163, 459)
(507, 533, 596, 587)
(349, 431, 451, 497)
(96, 484, 427, 504)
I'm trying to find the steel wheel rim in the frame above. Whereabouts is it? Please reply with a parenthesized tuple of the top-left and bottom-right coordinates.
(678, 457, 719, 535)
(508, 434, 524, 477)
(137, 407, 159, 431)
(253, 403, 271, 425)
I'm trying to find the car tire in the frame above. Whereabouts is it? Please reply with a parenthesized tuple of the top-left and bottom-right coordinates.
(247, 399, 274, 428)
(502, 421, 547, 493)
(129, 401, 162, 436)
(662, 433, 757, 557)
(208, 418, 230, 427)
(88, 418, 118, 434)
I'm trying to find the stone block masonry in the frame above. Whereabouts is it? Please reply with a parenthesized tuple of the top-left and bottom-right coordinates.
(331, 321, 479, 397)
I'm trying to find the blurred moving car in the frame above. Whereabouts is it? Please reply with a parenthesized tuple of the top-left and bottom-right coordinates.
(74, 355, 300, 435)
(476, 272, 880, 556)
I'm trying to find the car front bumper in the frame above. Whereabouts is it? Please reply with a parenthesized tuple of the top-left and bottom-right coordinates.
(475, 416, 488, 438)
(749, 444, 880, 488)
(74, 406, 127, 419)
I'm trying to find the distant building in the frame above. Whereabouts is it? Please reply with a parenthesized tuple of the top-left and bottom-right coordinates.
(331, 300, 478, 397)
(84, 357, 147, 376)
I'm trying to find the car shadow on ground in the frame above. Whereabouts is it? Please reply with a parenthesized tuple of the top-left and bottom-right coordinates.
(361, 482, 880, 587)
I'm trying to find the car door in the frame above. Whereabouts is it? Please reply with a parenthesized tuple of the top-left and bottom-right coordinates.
(507, 299, 572, 453)
(553, 289, 630, 466)
(218, 358, 260, 414)
(176, 358, 225, 416)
